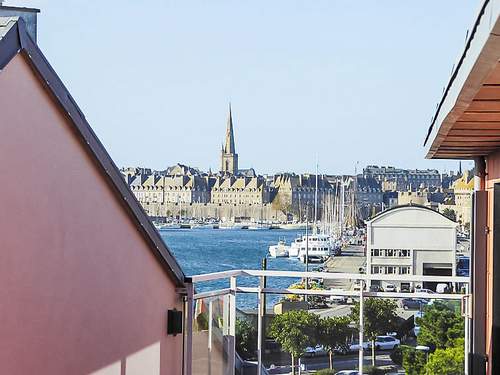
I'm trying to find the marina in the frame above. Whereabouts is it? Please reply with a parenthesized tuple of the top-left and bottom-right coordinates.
(160, 227, 307, 308)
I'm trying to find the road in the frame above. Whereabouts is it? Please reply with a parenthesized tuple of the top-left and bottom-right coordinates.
(266, 351, 395, 374)
(324, 245, 366, 290)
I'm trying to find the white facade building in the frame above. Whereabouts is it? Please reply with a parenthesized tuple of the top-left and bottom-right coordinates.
(366, 205, 457, 291)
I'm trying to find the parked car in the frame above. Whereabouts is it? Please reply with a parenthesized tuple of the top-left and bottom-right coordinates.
(335, 371, 359, 375)
(304, 345, 327, 357)
(436, 283, 450, 293)
(401, 298, 428, 310)
(329, 291, 348, 304)
(369, 284, 384, 292)
(368, 335, 401, 350)
(384, 284, 397, 292)
(415, 288, 435, 294)
(348, 340, 369, 352)
(400, 283, 412, 293)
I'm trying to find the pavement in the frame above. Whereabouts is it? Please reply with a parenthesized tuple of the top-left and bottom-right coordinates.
(323, 245, 366, 291)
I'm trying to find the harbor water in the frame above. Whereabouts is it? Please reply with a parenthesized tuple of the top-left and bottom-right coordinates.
(160, 227, 307, 309)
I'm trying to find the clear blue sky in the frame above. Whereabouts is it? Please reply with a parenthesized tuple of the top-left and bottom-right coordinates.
(9, 1, 479, 174)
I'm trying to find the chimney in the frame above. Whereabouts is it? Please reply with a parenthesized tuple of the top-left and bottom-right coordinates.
(0, 3, 39, 42)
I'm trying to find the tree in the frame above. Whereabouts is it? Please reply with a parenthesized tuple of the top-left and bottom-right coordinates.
(317, 316, 352, 370)
(350, 298, 398, 367)
(401, 346, 427, 375)
(399, 303, 465, 375)
(442, 208, 457, 222)
(464, 222, 471, 233)
(268, 310, 319, 375)
(417, 301, 463, 350)
(271, 193, 293, 217)
(424, 339, 465, 375)
(235, 318, 257, 360)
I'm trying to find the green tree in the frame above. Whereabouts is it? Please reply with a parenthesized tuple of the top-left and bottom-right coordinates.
(442, 208, 457, 222)
(271, 193, 292, 217)
(235, 318, 257, 360)
(401, 346, 427, 375)
(350, 298, 398, 367)
(268, 310, 319, 375)
(317, 316, 352, 370)
(417, 301, 463, 350)
(424, 339, 465, 375)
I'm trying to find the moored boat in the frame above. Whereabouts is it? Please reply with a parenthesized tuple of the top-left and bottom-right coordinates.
(268, 240, 290, 258)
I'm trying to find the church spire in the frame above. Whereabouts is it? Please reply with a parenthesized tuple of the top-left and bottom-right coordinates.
(224, 103, 236, 154)
(220, 103, 239, 175)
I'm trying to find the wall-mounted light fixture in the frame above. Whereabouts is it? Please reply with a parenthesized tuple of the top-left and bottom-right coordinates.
(167, 309, 183, 336)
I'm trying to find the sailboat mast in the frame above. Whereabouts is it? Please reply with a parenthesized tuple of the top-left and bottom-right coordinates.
(314, 160, 318, 232)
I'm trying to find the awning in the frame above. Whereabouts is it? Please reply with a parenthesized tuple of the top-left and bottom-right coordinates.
(424, 0, 500, 159)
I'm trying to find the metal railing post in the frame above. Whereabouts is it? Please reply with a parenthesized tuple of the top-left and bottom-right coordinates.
(208, 299, 213, 375)
(184, 283, 194, 375)
(463, 284, 471, 375)
(229, 276, 237, 375)
(359, 280, 364, 375)
(257, 276, 264, 374)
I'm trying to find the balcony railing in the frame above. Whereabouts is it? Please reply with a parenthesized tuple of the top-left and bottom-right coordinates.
(183, 270, 470, 375)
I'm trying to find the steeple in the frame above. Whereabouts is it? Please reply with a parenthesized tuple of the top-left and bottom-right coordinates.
(224, 103, 236, 154)
(220, 103, 239, 175)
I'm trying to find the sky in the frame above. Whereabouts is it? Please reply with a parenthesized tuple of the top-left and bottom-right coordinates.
(8, 0, 479, 175)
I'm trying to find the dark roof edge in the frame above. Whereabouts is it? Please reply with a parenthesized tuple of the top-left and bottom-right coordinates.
(367, 203, 457, 223)
(0, 5, 40, 13)
(0, 20, 186, 287)
(423, 0, 490, 146)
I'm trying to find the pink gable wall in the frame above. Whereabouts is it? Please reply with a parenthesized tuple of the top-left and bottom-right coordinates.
(0, 53, 183, 375)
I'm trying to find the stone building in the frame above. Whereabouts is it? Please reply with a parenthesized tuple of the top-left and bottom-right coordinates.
(211, 175, 272, 206)
(363, 165, 441, 191)
(272, 173, 333, 219)
(163, 175, 210, 204)
(438, 171, 474, 227)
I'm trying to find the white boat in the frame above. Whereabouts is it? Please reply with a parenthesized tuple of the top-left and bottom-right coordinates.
(268, 240, 290, 258)
(296, 234, 334, 263)
(279, 223, 310, 230)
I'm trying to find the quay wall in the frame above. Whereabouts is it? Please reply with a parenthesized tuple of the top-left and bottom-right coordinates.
(141, 202, 291, 221)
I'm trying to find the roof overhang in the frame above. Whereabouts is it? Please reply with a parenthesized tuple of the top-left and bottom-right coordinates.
(424, 0, 500, 159)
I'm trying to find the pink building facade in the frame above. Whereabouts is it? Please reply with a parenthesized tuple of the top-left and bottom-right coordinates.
(0, 13, 186, 375)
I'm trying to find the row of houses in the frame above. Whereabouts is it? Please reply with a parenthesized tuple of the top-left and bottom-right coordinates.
(123, 164, 473, 224)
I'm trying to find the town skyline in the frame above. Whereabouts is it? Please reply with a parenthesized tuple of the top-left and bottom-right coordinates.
(123, 105, 474, 176)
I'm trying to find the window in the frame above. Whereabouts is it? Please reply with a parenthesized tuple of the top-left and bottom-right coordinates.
(399, 249, 410, 257)
(372, 266, 381, 274)
(386, 266, 395, 274)
(371, 249, 380, 257)
(399, 266, 410, 274)
(386, 249, 395, 257)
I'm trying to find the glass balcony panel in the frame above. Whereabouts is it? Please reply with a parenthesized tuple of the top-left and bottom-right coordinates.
(192, 294, 234, 375)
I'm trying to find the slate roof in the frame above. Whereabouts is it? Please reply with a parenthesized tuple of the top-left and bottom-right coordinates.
(0, 16, 17, 39)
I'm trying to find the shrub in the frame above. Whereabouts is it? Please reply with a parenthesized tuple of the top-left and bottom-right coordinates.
(390, 346, 403, 366)
(424, 339, 465, 375)
(235, 319, 257, 360)
(363, 365, 395, 375)
(401, 345, 427, 375)
(316, 369, 336, 375)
